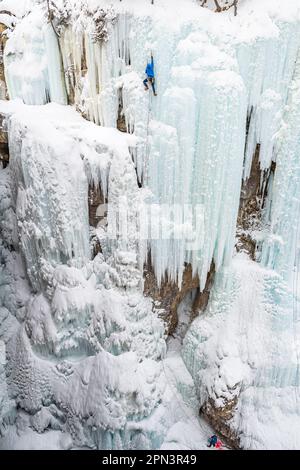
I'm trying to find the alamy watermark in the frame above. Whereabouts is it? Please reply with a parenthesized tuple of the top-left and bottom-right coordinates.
(95, 197, 205, 251)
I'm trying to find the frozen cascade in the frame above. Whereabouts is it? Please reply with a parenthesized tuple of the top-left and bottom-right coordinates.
(0, 100, 170, 449)
(1, 0, 300, 450)
(147, 42, 247, 287)
(183, 23, 300, 450)
(261, 47, 300, 279)
(4, 2, 300, 287)
(0, 96, 210, 449)
(7, 107, 90, 291)
(239, 21, 300, 176)
(4, 7, 67, 106)
(182, 254, 300, 449)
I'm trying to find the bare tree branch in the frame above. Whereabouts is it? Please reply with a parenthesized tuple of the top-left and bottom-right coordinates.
(200, 0, 239, 15)
(0, 10, 16, 16)
(214, 0, 222, 12)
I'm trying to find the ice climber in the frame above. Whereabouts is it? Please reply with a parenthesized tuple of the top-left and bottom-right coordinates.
(207, 435, 218, 448)
(143, 54, 157, 96)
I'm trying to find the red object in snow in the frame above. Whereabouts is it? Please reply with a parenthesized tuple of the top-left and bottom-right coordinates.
(215, 440, 223, 450)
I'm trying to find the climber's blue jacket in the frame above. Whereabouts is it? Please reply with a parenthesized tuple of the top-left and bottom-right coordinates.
(145, 57, 155, 78)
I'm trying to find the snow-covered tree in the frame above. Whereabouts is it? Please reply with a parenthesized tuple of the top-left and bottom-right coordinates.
(46, 0, 72, 36)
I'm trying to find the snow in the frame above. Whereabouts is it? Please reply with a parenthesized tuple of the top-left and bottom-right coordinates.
(1, 0, 300, 451)
(183, 253, 300, 449)
(0, 1, 34, 19)
(4, 8, 67, 105)
(0, 410, 72, 450)
(0, 98, 180, 450)
(0, 13, 15, 29)
(2, 0, 300, 289)
(0, 341, 16, 436)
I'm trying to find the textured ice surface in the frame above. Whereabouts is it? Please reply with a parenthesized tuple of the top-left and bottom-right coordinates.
(1, 0, 300, 450)
(3, 1, 300, 288)
(261, 48, 300, 279)
(0, 100, 210, 450)
(182, 52, 300, 445)
(4, 8, 67, 105)
(0, 101, 165, 448)
(0, 341, 16, 435)
(183, 253, 300, 449)
(182, 48, 300, 446)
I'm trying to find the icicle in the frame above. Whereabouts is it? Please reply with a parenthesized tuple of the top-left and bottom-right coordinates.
(261, 47, 300, 279)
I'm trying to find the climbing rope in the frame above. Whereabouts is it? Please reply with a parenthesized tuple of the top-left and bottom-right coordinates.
(142, 90, 152, 186)
(46, 0, 60, 39)
(45, 0, 70, 104)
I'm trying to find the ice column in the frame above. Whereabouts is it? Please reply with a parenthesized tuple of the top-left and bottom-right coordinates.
(147, 33, 247, 287)
(261, 47, 300, 280)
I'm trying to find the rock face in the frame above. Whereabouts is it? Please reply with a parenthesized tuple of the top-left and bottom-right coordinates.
(88, 184, 107, 258)
(200, 397, 240, 449)
(0, 23, 8, 101)
(190, 262, 215, 322)
(0, 24, 9, 168)
(88, 185, 106, 228)
(236, 144, 275, 259)
(144, 262, 199, 335)
(117, 100, 127, 133)
(144, 261, 215, 335)
(236, 145, 262, 259)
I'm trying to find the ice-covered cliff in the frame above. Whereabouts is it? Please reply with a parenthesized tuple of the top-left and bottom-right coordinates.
(1, 0, 300, 450)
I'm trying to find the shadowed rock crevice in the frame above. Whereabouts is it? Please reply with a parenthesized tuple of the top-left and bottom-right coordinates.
(190, 261, 215, 322)
(144, 260, 215, 336)
(88, 184, 106, 228)
(0, 141, 8, 168)
(0, 24, 8, 101)
(0, 111, 9, 168)
(117, 91, 127, 133)
(88, 184, 107, 258)
(200, 397, 239, 449)
(236, 144, 276, 259)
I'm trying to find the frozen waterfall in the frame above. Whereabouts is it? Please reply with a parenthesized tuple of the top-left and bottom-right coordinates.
(1, 0, 300, 451)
